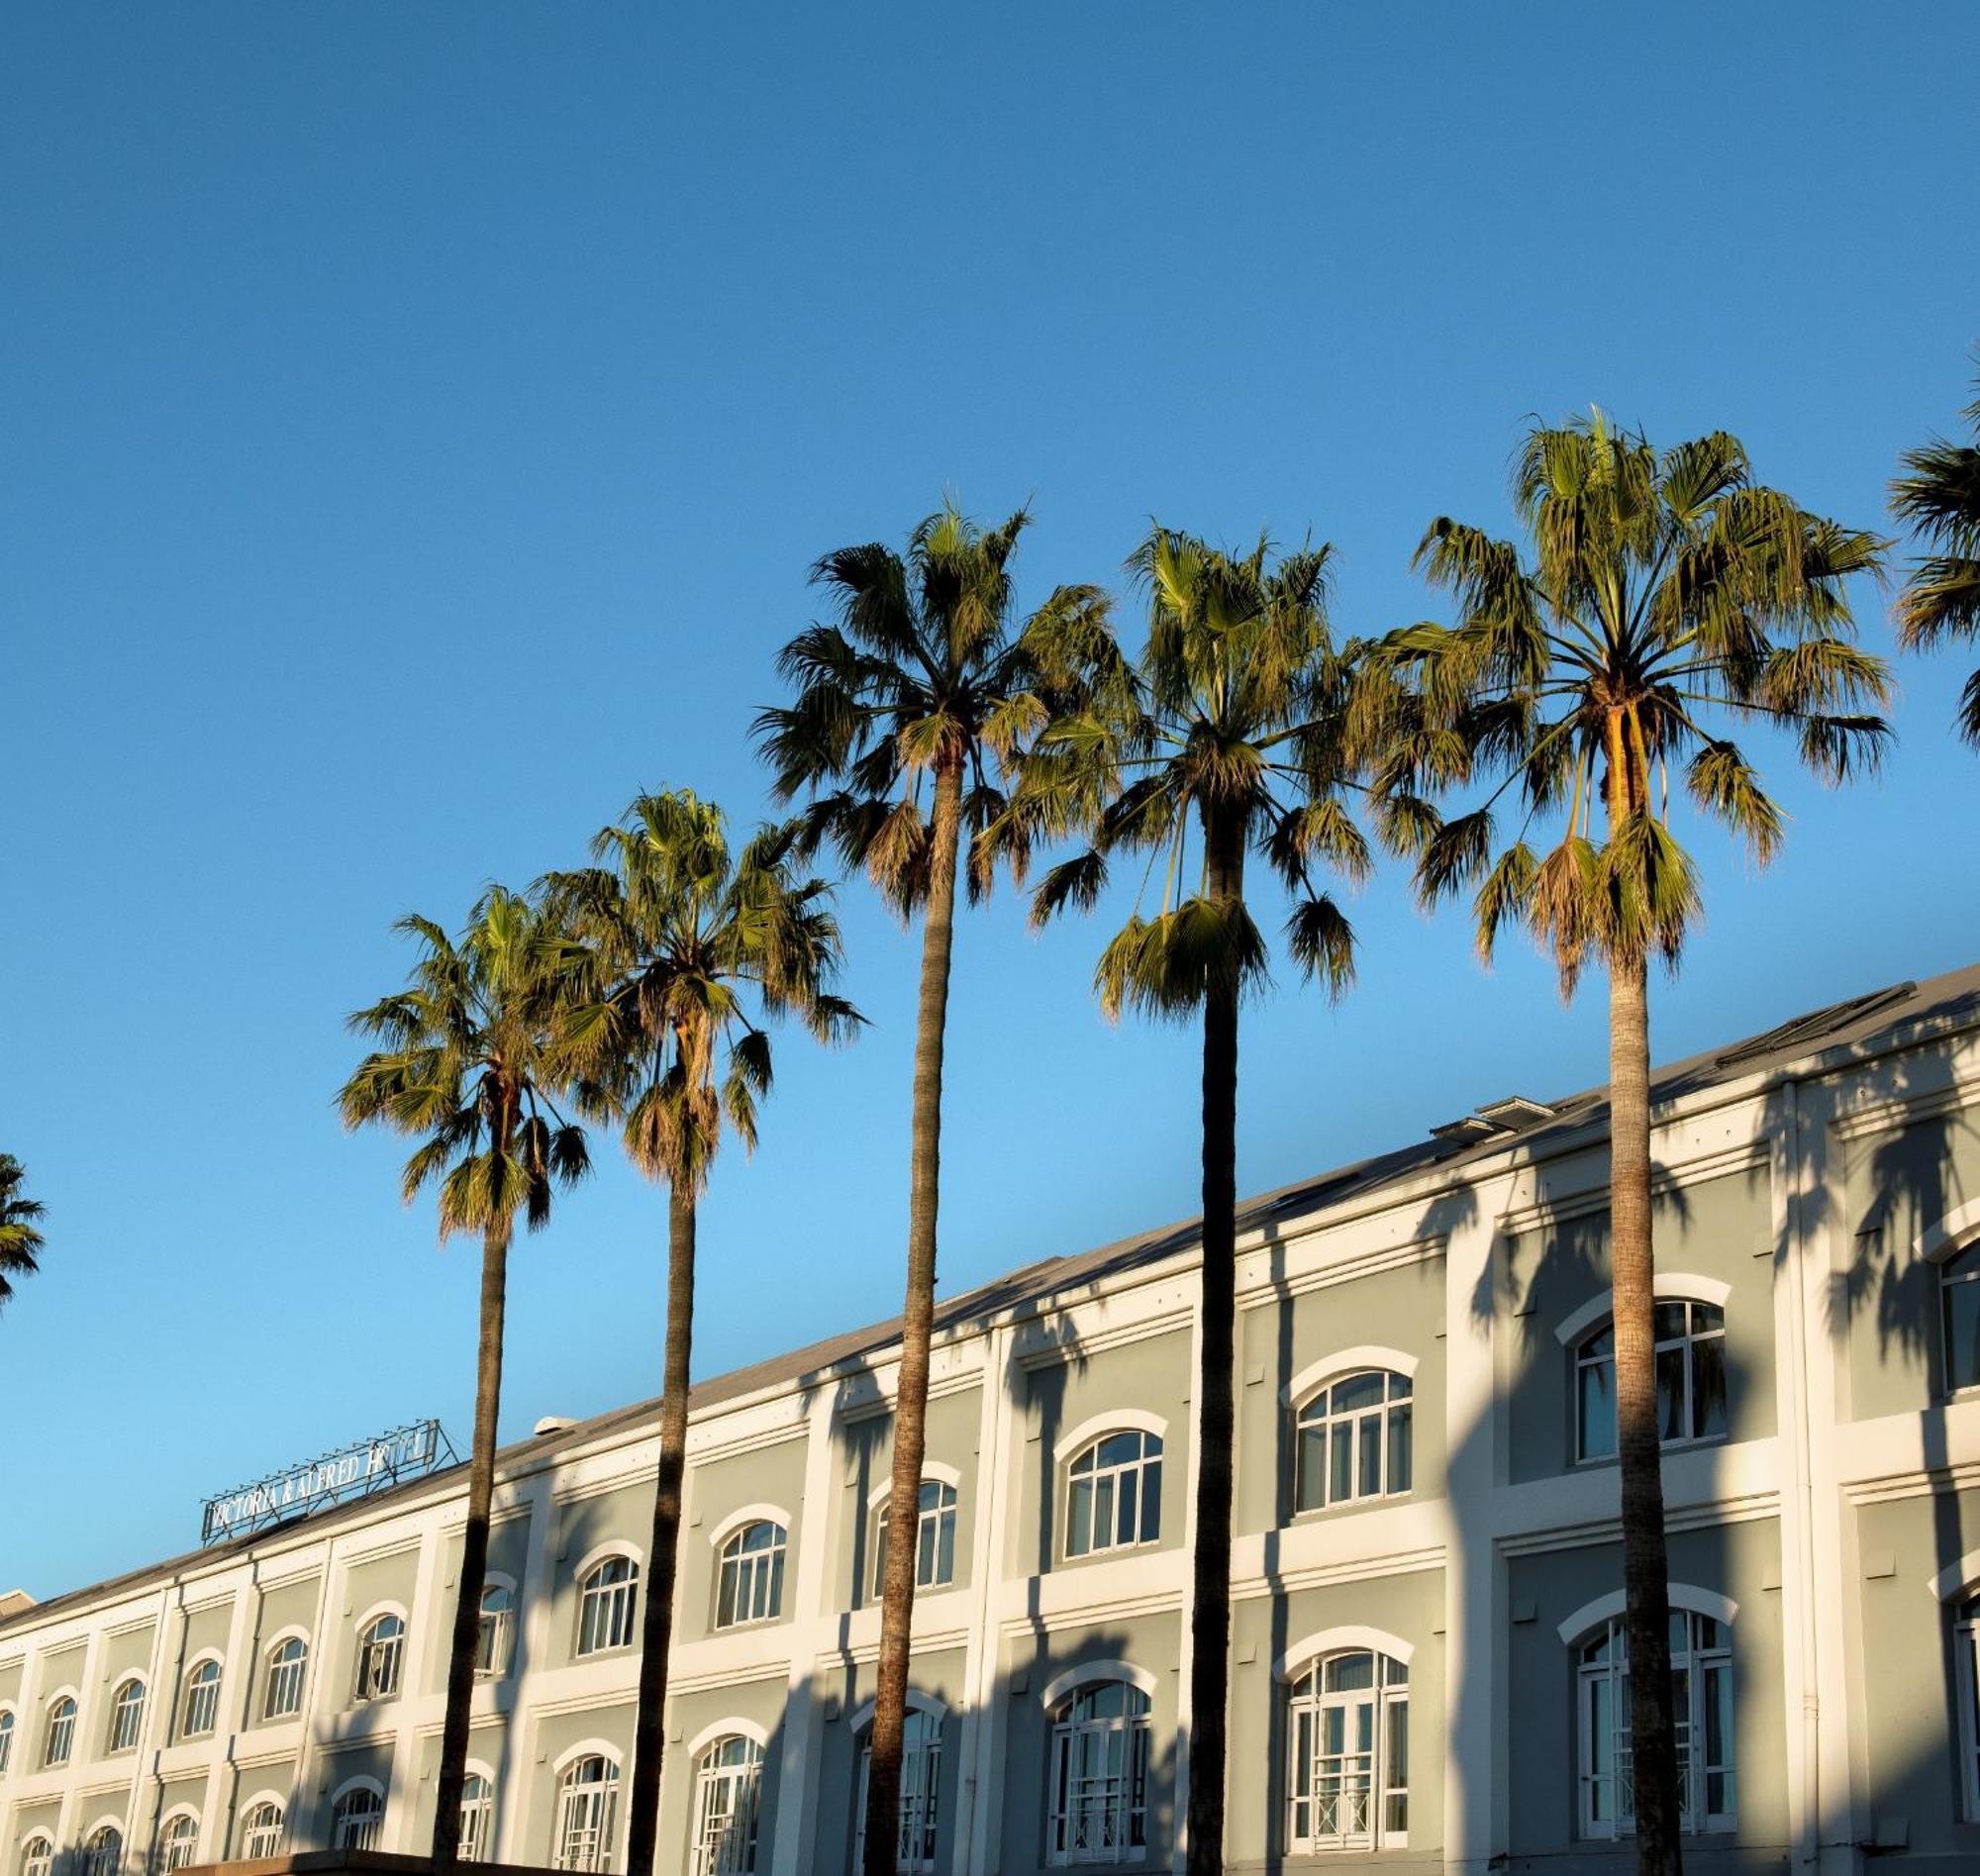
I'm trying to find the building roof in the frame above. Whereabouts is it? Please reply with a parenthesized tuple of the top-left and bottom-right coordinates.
(8, 958, 1979, 1638)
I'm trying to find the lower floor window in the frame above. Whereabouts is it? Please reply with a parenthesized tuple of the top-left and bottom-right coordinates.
(460, 1774, 495, 1863)
(1956, 1597, 1980, 1821)
(854, 1708, 941, 1872)
(332, 1789, 385, 1852)
(21, 1838, 52, 1876)
(1578, 1609, 1736, 1836)
(1286, 1650, 1409, 1851)
(555, 1755, 621, 1873)
(1048, 1679, 1151, 1865)
(240, 1803, 284, 1861)
(159, 1816, 200, 1873)
(692, 1735, 763, 1876)
(79, 1829, 121, 1876)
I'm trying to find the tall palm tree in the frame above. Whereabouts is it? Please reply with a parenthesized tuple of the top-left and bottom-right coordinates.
(1019, 527, 1367, 1876)
(0, 1155, 46, 1308)
(1891, 367, 1980, 743)
(338, 887, 590, 1873)
(1372, 413, 1889, 1874)
(544, 791, 857, 1876)
(756, 503, 1109, 1874)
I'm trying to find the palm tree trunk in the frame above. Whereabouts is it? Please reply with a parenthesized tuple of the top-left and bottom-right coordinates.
(626, 1182, 698, 1876)
(1185, 811, 1243, 1876)
(432, 1217, 511, 1873)
(1611, 949, 1683, 1874)
(863, 753, 964, 1876)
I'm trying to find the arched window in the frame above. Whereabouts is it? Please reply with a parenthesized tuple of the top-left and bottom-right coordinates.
(1943, 1245, 1980, 1394)
(1047, 1679, 1151, 1865)
(715, 1524, 787, 1629)
(0, 1707, 14, 1775)
(690, 1735, 762, 1876)
(158, 1814, 200, 1873)
(262, 1637, 308, 1720)
(20, 1836, 52, 1876)
(553, 1753, 620, 1872)
(1576, 1302, 1727, 1461)
(181, 1658, 223, 1738)
(459, 1773, 495, 1864)
(1577, 1609, 1735, 1836)
(1285, 1651, 1409, 1851)
(576, 1557, 640, 1656)
(1294, 1373, 1413, 1512)
(475, 1584, 514, 1678)
(331, 1787, 385, 1852)
(1064, 1432, 1162, 1558)
(107, 1677, 146, 1753)
(43, 1695, 76, 1767)
(854, 1707, 941, 1873)
(240, 1801, 284, 1861)
(353, 1613, 405, 1703)
(873, 1484, 959, 1595)
(79, 1827, 122, 1876)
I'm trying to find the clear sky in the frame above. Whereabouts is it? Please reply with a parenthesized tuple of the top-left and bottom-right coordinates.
(3, 1, 1975, 1598)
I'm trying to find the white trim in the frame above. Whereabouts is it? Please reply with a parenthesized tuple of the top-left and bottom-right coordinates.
(1555, 1582, 1739, 1644)
(1051, 1410, 1168, 1464)
(550, 1737, 624, 1776)
(1919, 1198, 1980, 1265)
(78, 1816, 127, 1844)
(236, 1789, 288, 1823)
(261, 1624, 311, 1651)
(863, 1462, 963, 1510)
(683, 1716, 770, 1760)
(181, 1647, 224, 1673)
(328, 1774, 386, 1802)
(1927, 1549, 1980, 1601)
(846, 1690, 948, 1733)
(1273, 1626, 1417, 1679)
(569, 1540, 643, 1585)
(1038, 1659, 1159, 1711)
(349, 1599, 408, 1635)
(1281, 1347, 1420, 1407)
(705, 1504, 792, 1552)
(1553, 1273, 1733, 1347)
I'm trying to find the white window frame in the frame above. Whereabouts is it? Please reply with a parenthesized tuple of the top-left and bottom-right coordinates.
(1044, 1675, 1153, 1866)
(239, 1798, 285, 1861)
(714, 1523, 787, 1630)
(1292, 1371, 1414, 1514)
(330, 1784, 385, 1852)
(107, 1676, 147, 1754)
(689, 1732, 763, 1876)
(352, 1611, 406, 1704)
(0, 1707, 14, 1776)
(476, 1579, 516, 1679)
(575, 1554, 641, 1657)
(552, 1749, 621, 1873)
(1575, 1608, 1736, 1838)
(459, 1769, 496, 1864)
(261, 1635, 308, 1720)
(870, 1480, 959, 1596)
(1283, 1650, 1409, 1852)
(79, 1825, 122, 1876)
(20, 1836, 52, 1876)
(43, 1694, 76, 1768)
(852, 1699, 944, 1873)
(1062, 1432, 1163, 1560)
(181, 1656, 223, 1739)
(158, 1812, 200, 1873)
(1574, 1300, 1729, 1462)
(1942, 1244, 1980, 1396)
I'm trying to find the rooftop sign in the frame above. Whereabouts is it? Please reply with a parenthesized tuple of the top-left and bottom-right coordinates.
(200, 1420, 455, 1545)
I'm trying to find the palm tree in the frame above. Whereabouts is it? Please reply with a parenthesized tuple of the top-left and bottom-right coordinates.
(338, 887, 590, 1873)
(1371, 412, 1889, 1874)
(756, 503, 1109, 1875)
(544, 791, 857, 1876)
(1891, 366, 1980, 743)
(1019, 527, 1367, 1876)
(0, 1155, 46, 1308)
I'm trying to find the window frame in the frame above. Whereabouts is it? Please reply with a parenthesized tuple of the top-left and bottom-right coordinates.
(239, 1799, 285, 1861)
(714, 1523, 788, 1631)
(1292, 1371, 1415, 1515)
(43, 1694, 76, 1768)
(574, 1554, 641, 1658)
(689, 1732, 763, 1876)
(1062, 1432, 1164, 1561)
(351, 1611, 406, 1705)
(1045, 1676, 1153, 1867)
(261, 1635, 308, 1721)
(852, 1701, 944, 1873)
(476, 1580, 516, 1680)
(20, 1836, 52, 1876)
(1283, 1649, 1410, 1853)
(459, 1768, 496, 1864)
(107, 1676, 147, 1754)
(1942, 1244, 1980, 1397)
(181, 1656, 224, 1739)
(0, 1707, 14, 1777)
(1573, 1299, 1729, 1464)
(78, 1826, 122, 1876)
(330, 1784, 386, 1852)
(158, 1812, 201, 1874)
(552, 1749, 622, 1873)
(870, 1481, 960, 1597)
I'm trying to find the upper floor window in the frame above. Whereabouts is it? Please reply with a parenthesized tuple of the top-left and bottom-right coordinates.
(691, 1735, 762, 1876)
(576, 1556, 640, 1657)
(855, 1706, 941, 1873)
(716, 1524, 787, 1629)
(1065, 1432, 1162, 1559)
(1295, 1373, 1413, 1513)
(554, 1753, 620, 1873)
(1286, 1651, 1409, 1852)
(43, 1695, 75, 1767)
(353, 1614, 405, 1704)
(1576, 1302, 1727, 1462)
(1047, 1678, 1151, 1865)
(1944, 1246, 1980, 1393)
(240, 1801, 285, 1861)
(262, 1637, 307, 1720)
(0, 1707, 14, 1775)
(20, 1836, 51, 1876)
(1577, 1608, 1735, 1837)
(181, 1658, 222, 1738)
(1954, 1595, 1980, 1820)
(873, 1483, 958, 1595)
(107, 1676, 146, 1753)
(158, 1814, 199, 1874)
(79, 1827, 121, 1876)
(476, 1584, 514, 1678)
(332, 1788, 385, 1852)
(460, 1773, 495, 1864)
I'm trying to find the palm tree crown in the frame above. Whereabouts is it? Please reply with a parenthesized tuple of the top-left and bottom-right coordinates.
(0, 1154, 46, 1308)
(1891, 370, 1980, 744)
(1378, 412, 1892, 973)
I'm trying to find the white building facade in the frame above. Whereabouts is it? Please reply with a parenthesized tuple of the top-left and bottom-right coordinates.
(7, 966, 1980, 1875)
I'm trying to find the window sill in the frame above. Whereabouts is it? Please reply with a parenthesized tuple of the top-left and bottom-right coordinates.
(1060, 1537, 1162, 1567)
(1290, 1492, 1415, 1524)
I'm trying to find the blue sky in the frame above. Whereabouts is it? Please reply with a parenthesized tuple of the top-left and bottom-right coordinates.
(3, 1, 1975, 1597)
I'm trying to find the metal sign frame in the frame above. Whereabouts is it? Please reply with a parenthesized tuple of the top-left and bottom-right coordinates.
(200, 1420, 455, 1545)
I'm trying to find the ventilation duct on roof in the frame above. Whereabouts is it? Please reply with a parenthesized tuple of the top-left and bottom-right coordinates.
(533, 1416, 577, 1437)
(1431, 1094, 1558, 1142)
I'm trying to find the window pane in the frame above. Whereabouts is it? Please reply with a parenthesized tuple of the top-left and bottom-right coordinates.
(1330, 1422, 1353, 1503)
(1654, 1301, 1688, 1340)
(1655, 1342, 1688, 1440)
(1141, 1459, 1160, 1541)
(1580, 1358, 1617, 1459)
(1388, 1402, 1413, 1495)
(1296, 1424, 1328, 1512)
(1692, 1333, 1729, 1440)
(1332, 1373, 1386, 1415)
(1068, 1477, 1093, 1557)
(1948, 1276, 1980, 1391)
